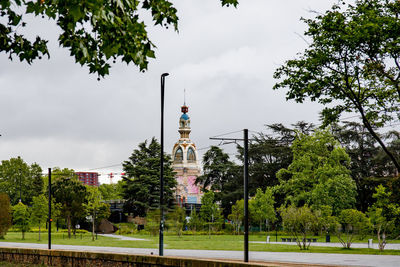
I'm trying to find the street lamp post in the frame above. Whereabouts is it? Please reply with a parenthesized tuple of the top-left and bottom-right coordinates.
(48, 168, 52, 250)
(243, 129, 249, 262)
(159, 72, 169, 256)
(19, 168, 22, 202)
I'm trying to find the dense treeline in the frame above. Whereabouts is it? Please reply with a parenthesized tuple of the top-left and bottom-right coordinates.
(0, 124, 399, 250)
(0, 162, 110, 241)
(193, 122, 400, 250)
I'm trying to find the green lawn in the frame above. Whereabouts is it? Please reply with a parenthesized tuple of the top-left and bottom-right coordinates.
(1, 232, 400, 256)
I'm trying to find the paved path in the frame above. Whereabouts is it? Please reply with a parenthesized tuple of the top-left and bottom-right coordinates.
(251, 241, 400, 250)
(1, 242, 400, 266)
(97, 234, 149, 241)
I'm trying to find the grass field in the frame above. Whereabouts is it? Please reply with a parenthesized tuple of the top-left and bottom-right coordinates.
(1, 231, 400, 256)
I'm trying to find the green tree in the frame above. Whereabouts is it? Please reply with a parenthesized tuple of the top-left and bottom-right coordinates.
(331, 122, 394, 212)
(276, 129, 357, 215)
(249, 187, 276, 232)
(51, 167, 77, 181)
(228, 199, 244, 234)
(122, 138, 176, 217)
(30, 163, 44, 198)
(52, 176, 87, 238)
(314, 205, 338, 237)
(280, 205, 319, 250)
(0, 157, 43, 205)
(246, 122, 313, 190)
(31, 194, 48, 241)
(273, 0, 400, 173)
(187, 209, 202, 232)
(0, 193, 12, 239)
(196, 146, 240, 218)
(337, 209, 371, 249)
(144, 209, 160, 236)
(368, 185, 400, 251)
(84, 186, 110, 241)
(98, 180, 125, 201)
(0, 0, 237, 78)
(12, 202, 30, 240)
(200, 191, 222, 236)
(167, 205, 186, 237)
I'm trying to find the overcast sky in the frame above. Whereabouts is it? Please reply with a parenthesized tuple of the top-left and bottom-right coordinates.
(0, 0, 342, 183)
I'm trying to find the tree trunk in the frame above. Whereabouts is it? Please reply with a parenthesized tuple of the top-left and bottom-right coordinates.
(67, 215, 71, 239)
(38, 223, 41, 241)
(92, 212, 95, 241)
(359, 108, 400, 173)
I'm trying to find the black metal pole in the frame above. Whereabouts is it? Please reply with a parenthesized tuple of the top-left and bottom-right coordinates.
(48, 168, 52, 250)
(159, 73, 169, 256)
(244, 129, 249, 262)
(19, 168, 21, 202)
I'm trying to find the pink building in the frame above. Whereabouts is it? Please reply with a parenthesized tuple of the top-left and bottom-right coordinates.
(172, 104, 203, 205)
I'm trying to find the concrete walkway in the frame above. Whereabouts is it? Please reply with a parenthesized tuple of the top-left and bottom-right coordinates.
(97, 233, 149, 241)
(251, 241, 400, 250)
(1, 241, 400, 266)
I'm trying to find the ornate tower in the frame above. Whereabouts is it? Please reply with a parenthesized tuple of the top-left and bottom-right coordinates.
(172, 104, 202, 205)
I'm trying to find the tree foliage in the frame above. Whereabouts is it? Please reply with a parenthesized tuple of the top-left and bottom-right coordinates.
(228, 199, 244, 234)
(0, 0, 237, 78)
(144, 208, 160, 236)
(280, 205, 319, 250)
(196, 146, 237, 192)
(274, 0, 400, 172)
(337, 209, 371, 249)
(187, 208, 202, 232)
(0, 157, 43, 205)
(276, 129, 357, 215)
(12, 201, 30, 240)
(0, 193, 12, 239)
(331, 121, 398, 211)
(122, 138, 176, 217)
(196, 146, 241, 218)
(84, 186, 110, 241)
(167, 205, 186, 237)
(368, 185, 400, 251)
(52, 176, 87, 238)
(98, 180, 124, 200)
(200, 191, 223, 233)
(249, 187, 276, 231)
(314, 205, 338, 236)
(31, 194, 48, 241)
(246, 122, 313, 191)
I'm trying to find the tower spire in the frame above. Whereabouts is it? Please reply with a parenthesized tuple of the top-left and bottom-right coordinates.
(184, 88, 186, 106)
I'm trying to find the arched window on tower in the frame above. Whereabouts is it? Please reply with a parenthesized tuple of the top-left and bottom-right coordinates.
(175, 147, 183, 162)
(187, 147, 196, 162)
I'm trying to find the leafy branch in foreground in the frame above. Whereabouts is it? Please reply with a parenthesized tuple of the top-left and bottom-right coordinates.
(0, 0, 238, 78)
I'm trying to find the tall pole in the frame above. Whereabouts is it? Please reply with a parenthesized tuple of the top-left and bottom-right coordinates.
(48, 168, 52, 250)
(159, 73, 169, 256)
(19, 168, 22, 202)
(243, 129, 249, 262)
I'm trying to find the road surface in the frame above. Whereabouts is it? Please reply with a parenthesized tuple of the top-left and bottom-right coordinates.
(0, 242, 399, 266)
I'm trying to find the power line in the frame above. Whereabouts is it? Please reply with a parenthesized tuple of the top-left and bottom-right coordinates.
(87, 164, 122, 171)
(210, 129, 244, 138)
